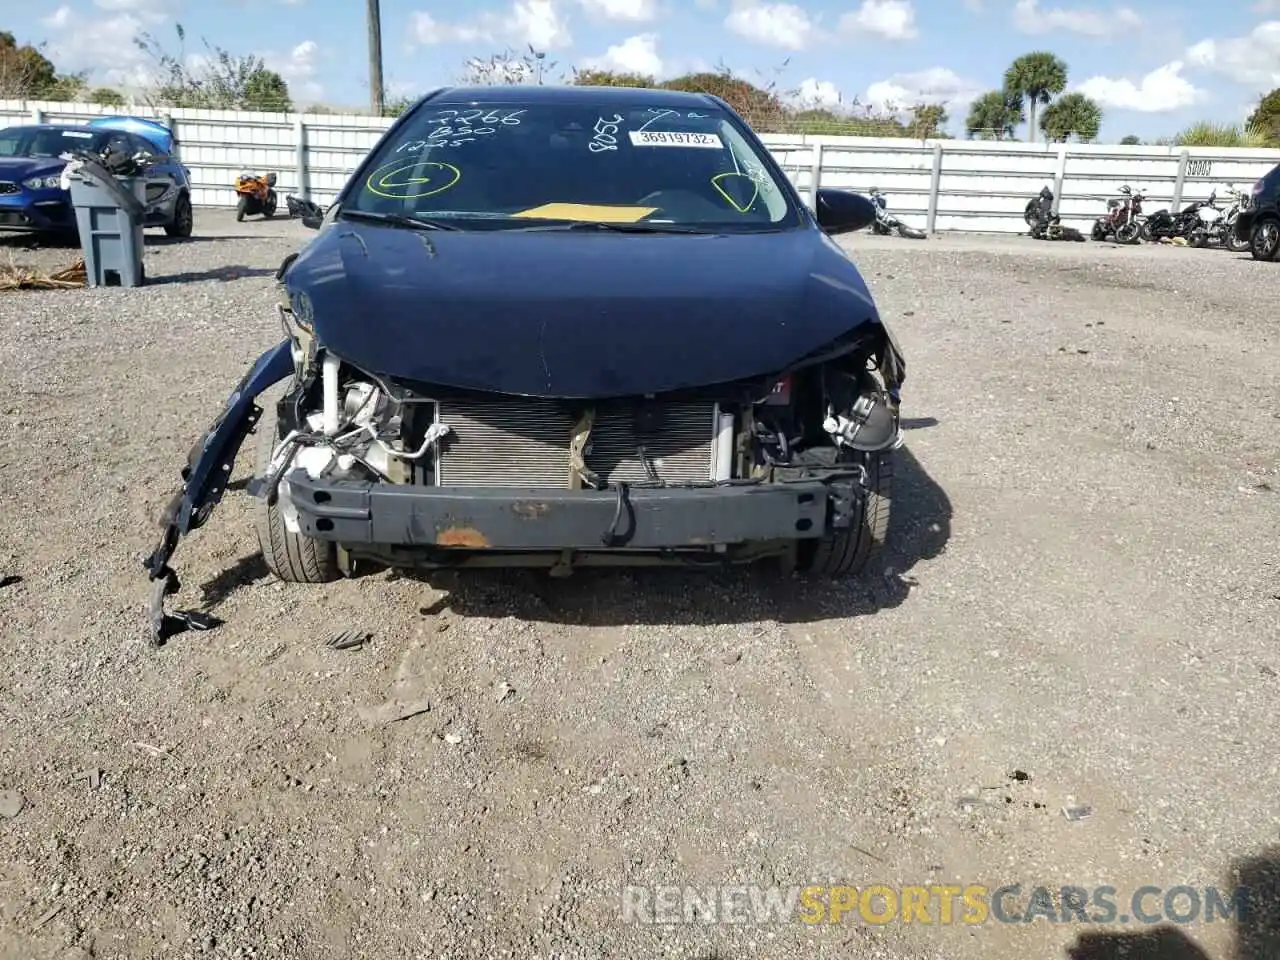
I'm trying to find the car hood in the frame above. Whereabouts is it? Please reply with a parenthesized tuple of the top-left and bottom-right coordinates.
(0, 157, 64, 181)
(285, 220, 887, 399)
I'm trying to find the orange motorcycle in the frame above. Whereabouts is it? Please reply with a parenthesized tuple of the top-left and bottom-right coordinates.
(234, 171, 278, 220)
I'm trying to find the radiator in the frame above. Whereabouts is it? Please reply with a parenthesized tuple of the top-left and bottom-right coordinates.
(432, 397, 719, 488)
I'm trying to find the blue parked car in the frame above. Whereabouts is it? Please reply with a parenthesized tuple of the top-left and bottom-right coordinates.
(0, 117, 194, 239)
(142, 84, 903, 641)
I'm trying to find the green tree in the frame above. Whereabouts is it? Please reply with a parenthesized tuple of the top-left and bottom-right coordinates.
(461, 46, 560, 86)
(1003, 51, 1068, 144)
(88, 87, 127, 106)
(659, 67, 784, 128)
(1174, 121, 1269, 148)
(0, 31, 85, 99)
(1246, 88, 1280, 143)
(242, 69, 292, 111)
(134, 23, 293, 111)
(381, 94, 416, 117)
(965, 89, 1023, 140)
(908, 103, 948, 138)
(1039, 91, 1102, 142)
(1119, 134, 1141, 145)
(571, 68, 656, 88)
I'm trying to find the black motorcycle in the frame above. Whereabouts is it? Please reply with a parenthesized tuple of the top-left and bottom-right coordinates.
(868, 189, 927, 239)
(1023, 185, 1084, 241)
(1140, 200, 1206, 242)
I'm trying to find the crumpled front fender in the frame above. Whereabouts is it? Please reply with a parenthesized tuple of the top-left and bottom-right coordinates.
(142, 339, 293, 644)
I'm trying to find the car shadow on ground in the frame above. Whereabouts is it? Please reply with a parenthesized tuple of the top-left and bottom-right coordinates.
(1059, 846, 1280, 960)
(402, 442, 952, 627)
(145, 266, 277, 284)
(147, 234, 273, 246)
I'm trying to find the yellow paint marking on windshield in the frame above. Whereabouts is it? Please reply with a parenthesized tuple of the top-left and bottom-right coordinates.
(711, 172, 760, 214)
(365, 160, 461, 198)
(511, 203, 658, 222)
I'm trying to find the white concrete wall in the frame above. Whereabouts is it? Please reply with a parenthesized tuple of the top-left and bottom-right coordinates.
(5, 98, 1280, 235)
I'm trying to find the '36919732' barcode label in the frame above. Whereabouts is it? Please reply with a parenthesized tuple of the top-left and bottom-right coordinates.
(628, 130, 723, 148)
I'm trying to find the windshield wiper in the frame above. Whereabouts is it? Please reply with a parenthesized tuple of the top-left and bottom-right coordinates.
(338, 209, 461, 231)
(511, 219, 710, 234)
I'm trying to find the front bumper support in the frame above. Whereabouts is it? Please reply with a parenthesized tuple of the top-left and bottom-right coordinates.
(284, 472, 831, 551)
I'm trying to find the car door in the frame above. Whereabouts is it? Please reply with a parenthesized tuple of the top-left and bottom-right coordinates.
(127, 133, 178, 223)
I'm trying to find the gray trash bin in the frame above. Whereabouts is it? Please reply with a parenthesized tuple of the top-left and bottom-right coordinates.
(69, 174, 147, 288)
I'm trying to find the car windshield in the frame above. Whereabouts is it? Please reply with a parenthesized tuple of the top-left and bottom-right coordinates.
(342, 97, 801, 232)
(0, 126, 105, 158)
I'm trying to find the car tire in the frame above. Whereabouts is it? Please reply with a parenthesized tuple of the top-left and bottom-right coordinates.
(164, 193, 193, 238)
(796, 448, 893, 578)
(252, 385, 341, 584)
(1250, 218, 1280, 261)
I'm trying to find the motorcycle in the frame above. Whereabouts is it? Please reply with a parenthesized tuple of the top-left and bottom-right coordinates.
(1091, 184, 1145, 243)
(1023, 185, 1084, 241)
(1140, 199, 1205, 242)
(1209, 185, 1250, 252)
(234, 172, 278, 220)
(868, 188, 927, 239)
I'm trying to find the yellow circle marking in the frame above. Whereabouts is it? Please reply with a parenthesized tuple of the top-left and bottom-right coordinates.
(365, 160, 461, 199)
(711, 172, 760, 214)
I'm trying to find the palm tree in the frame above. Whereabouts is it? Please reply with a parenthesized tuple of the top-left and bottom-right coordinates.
(1003, 52, 1068, 144)
(965, 89, 1024, 140)
(1039, 92, 1103, 142)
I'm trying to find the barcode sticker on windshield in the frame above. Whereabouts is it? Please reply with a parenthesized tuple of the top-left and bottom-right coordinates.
(628, 130, 723, 148)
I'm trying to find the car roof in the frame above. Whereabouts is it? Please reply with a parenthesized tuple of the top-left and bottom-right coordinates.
(424, 84, 721, 109)
(2, 123, 99, 133)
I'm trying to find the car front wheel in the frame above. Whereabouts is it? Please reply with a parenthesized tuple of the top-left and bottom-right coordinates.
(251, 385, 341, 584)
(164, 193, 193, 238)
(796, 448, 893, 578)
(1251, 218, 1280, 261)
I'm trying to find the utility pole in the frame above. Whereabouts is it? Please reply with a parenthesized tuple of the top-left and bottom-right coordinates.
(367, 0, 384, 116)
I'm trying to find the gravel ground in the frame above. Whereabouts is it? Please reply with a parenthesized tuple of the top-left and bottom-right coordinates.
(0, 212, 1277, 960)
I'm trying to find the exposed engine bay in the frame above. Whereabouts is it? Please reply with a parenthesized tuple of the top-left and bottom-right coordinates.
(258, 296, 904, 521)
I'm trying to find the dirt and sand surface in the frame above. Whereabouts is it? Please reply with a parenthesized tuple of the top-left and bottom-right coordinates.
(0, 213, 1277, 959)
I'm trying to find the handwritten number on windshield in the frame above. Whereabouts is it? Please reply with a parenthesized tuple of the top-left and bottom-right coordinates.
(395, 109, 525, 152)
(589, 114, 623, 153)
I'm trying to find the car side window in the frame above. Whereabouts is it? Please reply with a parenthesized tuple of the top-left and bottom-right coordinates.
(130, 134, 164, 162)
(105, 132, 132, 156)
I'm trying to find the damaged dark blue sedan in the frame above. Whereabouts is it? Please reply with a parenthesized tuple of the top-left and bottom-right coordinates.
(145, 85, 906, 640)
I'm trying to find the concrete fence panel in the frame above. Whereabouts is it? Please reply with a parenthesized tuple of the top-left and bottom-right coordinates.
(4, 99, 1280, 233)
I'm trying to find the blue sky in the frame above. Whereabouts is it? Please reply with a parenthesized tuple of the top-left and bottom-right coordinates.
(22, 0, 1280, 140)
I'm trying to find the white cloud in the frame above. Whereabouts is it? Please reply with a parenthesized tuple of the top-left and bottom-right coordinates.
(724, 1, 814, 50)
(265, 39, 324, 102)
(576, 0, 657, 21)
(580, 33, 664, 75)
(40, 0, 171, 90)
(796, 77, 843, 108)
(411, 12, 494, 44)
(864, 67, 983, 115)
(1186, 22, 1280, 88)
(410, 0, 572, 50)
(41, 5, 72, 28)
(509, 0, 573, 47)
(839, 0, 918, 41)
(1074, 60, 1204, 112)
(1012, 0, 1141, 39)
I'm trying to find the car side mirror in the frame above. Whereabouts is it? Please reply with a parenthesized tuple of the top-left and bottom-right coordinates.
(815, 188, 877, 235)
